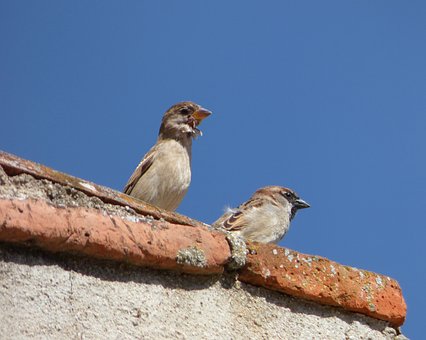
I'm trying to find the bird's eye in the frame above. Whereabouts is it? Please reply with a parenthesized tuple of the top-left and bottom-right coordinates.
(179, 107, 190, 115)
(282, 192, 292, 198)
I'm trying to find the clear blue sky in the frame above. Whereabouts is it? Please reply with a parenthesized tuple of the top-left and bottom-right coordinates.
(1, 1, 424, 337)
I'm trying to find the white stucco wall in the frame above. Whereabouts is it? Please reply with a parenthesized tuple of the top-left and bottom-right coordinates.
(0, 245, 404, 340)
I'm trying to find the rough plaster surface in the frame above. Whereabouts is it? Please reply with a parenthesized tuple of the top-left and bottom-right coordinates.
(0, 167, 144, 221)
(0, 245, 403, 340)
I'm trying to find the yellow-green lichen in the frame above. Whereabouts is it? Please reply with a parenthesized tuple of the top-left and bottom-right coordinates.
(225, 233, 247, 271)
(176, 246, 207, 268)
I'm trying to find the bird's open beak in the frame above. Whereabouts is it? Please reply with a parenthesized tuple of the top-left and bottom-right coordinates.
(191, 107, 212, 125)
(295, 198, 310, 209)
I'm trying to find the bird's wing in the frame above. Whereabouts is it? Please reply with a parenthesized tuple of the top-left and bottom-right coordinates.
(218, 197, 264, 231)
(123, 148, 155, 195)
(221, 210, 247, 231)
(212, 210, 232, 229)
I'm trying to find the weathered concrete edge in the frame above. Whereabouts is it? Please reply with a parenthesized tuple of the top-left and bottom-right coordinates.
(238, 243, 406, 327)
(0, 150, 205, 228)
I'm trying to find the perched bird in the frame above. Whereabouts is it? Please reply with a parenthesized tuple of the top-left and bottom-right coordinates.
(213, 186, 310, 244)
(123, 101, 211, 211)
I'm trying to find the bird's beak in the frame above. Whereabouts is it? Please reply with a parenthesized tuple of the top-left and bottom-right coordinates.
(294, 198, 310, 209)
(191, 107, 212, 125)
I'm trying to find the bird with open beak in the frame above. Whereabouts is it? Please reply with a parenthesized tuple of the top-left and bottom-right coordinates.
(213, 186, 310, 244)
(123, 101, 211, 211)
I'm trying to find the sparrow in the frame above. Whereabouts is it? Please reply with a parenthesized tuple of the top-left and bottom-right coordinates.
(123, 101, 211, 211)
(212, 186, 310, 244)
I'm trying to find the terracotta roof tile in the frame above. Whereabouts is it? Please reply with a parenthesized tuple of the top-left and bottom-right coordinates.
(239, 243, 406, 326)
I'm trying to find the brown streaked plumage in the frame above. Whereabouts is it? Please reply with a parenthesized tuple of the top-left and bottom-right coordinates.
(124, 101, 211, 211)
(213, 186, 310, 243)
